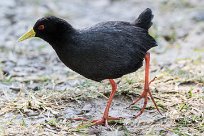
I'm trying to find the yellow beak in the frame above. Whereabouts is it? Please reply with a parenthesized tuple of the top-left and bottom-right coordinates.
(18, 28, 36, 42)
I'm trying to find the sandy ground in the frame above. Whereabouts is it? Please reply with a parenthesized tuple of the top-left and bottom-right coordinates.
(0, 0, 204, 135)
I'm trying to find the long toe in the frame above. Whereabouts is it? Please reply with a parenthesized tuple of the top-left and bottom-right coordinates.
(148, 90, 162, 115)
(92, 116, 123, 126)
(134, 95, 148, 118)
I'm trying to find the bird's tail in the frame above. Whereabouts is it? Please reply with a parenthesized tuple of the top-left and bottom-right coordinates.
(134, 8, 153, 30)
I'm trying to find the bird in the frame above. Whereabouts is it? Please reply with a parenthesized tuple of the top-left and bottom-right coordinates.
(18, 8, 161, 126)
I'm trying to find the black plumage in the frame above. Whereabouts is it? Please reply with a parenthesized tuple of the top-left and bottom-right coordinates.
(19, 8, 160, 124)
(33, 8, 157, 81)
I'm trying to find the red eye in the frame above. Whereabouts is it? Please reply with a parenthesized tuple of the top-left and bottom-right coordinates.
(38, 25, 45, 30)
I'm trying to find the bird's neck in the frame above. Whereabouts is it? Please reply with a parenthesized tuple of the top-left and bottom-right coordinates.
(49, 30, 77, 59)
(48, 30, 76, 47)
(47, 29, 81, 71)
(51, 40, 77, 71)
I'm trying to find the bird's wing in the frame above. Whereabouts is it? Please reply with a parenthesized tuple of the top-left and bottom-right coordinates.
(78, 21, 157, 57)
(70, 22, 157, 80)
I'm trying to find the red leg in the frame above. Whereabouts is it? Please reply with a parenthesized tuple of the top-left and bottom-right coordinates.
(92, 79, 122, 126)
(129, 52, 161, 118)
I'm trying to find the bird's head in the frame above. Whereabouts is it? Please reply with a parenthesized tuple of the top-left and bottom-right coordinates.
(18, 16, 73, 44)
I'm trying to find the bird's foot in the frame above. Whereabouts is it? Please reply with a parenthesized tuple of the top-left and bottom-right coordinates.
(129, 79, 161, 118)
(130, 89, 149, 118)
(92, 116, 123, 126)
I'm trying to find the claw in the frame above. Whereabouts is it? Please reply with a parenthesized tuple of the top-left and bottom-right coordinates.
(149, 77, 157, 85)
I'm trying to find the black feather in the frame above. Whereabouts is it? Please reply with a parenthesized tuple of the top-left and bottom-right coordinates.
(134, 8, 153, 30)
(33, 9, 157, 82)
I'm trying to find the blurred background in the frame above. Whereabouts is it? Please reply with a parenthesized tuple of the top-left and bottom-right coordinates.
(0, 0, 203, 135)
